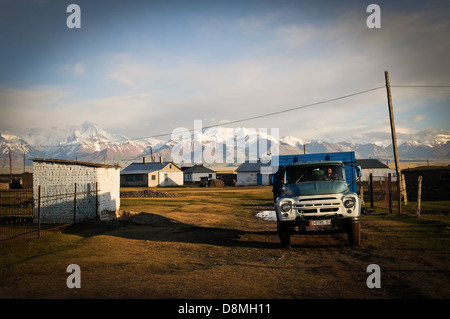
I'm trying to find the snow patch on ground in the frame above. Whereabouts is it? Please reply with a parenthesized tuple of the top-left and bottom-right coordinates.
(255, 210, 277, 221)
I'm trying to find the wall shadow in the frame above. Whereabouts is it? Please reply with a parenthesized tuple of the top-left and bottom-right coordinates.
(63, 211, 282, 249)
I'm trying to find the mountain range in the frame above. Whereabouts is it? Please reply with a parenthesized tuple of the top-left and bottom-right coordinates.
(1, 122, 449, 169)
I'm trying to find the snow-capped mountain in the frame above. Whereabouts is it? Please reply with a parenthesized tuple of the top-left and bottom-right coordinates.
(1, 122, 449, 169)
(0, 132, 37, 167)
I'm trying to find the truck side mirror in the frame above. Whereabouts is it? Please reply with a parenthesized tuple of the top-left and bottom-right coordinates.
(356, 166, 362, 178)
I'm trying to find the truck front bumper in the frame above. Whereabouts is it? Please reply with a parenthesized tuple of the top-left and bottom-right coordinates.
(277, 216, 360, 234)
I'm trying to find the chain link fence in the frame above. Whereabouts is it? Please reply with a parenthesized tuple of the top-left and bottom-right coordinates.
(0, 183, 98, 248)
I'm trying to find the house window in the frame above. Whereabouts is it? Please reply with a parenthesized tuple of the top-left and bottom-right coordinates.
(209, 174, 212, 178)
(125, 174, 144, 182)
(151, 175, 156, 180)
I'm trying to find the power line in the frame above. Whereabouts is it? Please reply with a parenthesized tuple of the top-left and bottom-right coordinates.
(391, 85, 450, 88)
(34, 85, 385, 149)
(26, 84, 449, 150)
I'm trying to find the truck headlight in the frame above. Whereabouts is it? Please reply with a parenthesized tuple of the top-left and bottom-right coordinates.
(344, 199, 355, 208)
(281, 202, 291, 212)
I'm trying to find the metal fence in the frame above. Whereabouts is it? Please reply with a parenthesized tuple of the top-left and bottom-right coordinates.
(359, 173, 401, 214)
(0, 183, 98, 248)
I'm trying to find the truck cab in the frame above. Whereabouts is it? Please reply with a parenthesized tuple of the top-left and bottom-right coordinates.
(273, 152, 362, 248)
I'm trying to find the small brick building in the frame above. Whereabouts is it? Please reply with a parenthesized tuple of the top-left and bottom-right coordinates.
(32, 159, 121, 223)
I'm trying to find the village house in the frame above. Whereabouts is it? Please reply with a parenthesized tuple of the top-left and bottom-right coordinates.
(236, 160, 272, 186)
(120, 157, 183, 187)
(356, 159, 397, 182)
(183, 164, 216, 183)
(32, 158, 121, 223)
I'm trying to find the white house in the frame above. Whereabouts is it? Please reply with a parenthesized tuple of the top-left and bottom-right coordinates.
(183, 164, 216, 183)
(32, 158, 121, 223)
(236, 160, 272, 186)
(356, 159, 397, 182)
(120, 157, 183, 187)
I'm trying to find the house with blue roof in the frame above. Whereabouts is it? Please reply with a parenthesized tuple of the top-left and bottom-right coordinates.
(120, 157, 183, 187)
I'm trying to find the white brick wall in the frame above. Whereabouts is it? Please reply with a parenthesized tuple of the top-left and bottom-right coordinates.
(33, 161, 120, 224)
(95, 167, 120, 216)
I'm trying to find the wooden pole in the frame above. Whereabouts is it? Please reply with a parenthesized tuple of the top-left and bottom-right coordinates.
(402, 173, 408, 205)
(388, 173, 392, 214)
(96, 182, 99, 221)
(369, 173, 374, 209)
(416, 175, 422, 217)
(73, 183, 77, 223)
(360, 181, 365, 206)
(8, 146, 12, 182)
(385, 71, 402, 214)
(37, 185, 41, 239)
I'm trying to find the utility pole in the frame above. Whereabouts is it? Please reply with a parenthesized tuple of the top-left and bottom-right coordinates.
(385, 71, 402, 214)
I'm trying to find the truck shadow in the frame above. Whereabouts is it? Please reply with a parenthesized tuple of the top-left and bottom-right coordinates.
(64, 212, 350, 249)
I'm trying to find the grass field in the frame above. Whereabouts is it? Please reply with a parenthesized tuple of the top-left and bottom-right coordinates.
(0, 186, 449, 301)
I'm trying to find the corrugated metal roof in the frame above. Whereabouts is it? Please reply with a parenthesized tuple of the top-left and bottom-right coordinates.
(402, 165, 450, 172)
(120, 162, 165, 174)
(184, 164, 215, 174)
(356, 159, 389, 169)
(31, 158, 121, 169)
(236, 161, 272, 172)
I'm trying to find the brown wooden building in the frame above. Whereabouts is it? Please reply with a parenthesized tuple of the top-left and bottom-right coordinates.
(401, 165, 450, 201)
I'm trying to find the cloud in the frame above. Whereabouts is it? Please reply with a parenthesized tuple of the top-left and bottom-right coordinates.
(108, 64, 145, 86)
(1, 2, 448, 147)
(0, 85, 168, 138)
(58, 62, 86, 77)
(276, 24, 315, 49)
(409, 114, 428, 123)
(73, 62, 85, 76)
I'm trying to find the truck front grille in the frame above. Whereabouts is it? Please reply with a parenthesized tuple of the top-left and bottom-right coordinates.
(294, 197, 341, 214)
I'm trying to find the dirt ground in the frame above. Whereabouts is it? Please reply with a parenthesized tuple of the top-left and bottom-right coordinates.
(0, 186, 449, 301)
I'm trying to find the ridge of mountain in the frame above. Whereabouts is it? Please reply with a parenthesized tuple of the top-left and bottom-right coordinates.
(1, 122, 449, 168)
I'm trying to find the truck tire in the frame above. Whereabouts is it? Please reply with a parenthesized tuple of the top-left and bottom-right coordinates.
(348, 222, 361, 246)
(278, 223, 291, 249)
(279, 231, 291, 249)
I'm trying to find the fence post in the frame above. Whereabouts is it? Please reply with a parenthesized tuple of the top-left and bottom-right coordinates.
(73, 183, 77, 224)
(369, 173, 374, 209)
(388, 173, 392, 214)
(96, 182, 99, 221)
(416, 175, 422, 217)
(360, 183, 365, 206)
(37, 185, 41, 239)
(402, 173, 408, 205)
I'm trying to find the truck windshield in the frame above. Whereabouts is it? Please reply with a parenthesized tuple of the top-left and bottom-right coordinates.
(284, 164, 345, 184)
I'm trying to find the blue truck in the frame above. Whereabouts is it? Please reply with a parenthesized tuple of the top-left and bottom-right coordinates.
(272, 152, 362, 248)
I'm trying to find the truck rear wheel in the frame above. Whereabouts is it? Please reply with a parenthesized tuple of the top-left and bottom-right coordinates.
(348, 222, 361, 246)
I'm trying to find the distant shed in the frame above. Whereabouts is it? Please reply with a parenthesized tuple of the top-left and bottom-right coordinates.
(184, 164, 216, 183)
(32, 159, 121, 223)
(236, 160, 272, 186)
(402, 165, 450, 201)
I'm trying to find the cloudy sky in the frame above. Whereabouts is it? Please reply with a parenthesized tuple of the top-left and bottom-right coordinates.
(0, 0, 449, 146)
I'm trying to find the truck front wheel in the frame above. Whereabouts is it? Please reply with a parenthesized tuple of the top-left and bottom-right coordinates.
(348, 222, 361, 246)
(277, 223, 291, 249)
